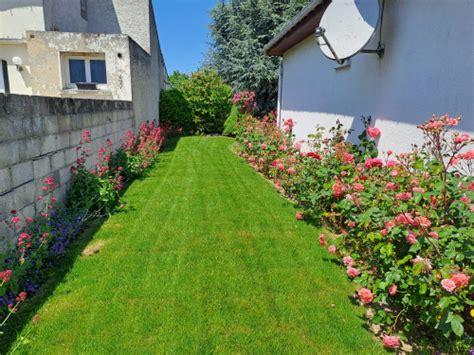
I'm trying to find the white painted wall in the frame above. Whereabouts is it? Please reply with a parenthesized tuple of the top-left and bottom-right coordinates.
(0, 1, 45, 39)
(279, 0, 474, 153)
(26, 31, 133, 101)
(0, 43, 32, 95)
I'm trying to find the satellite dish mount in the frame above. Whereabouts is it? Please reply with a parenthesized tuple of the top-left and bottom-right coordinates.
(315, 0, 386, 65)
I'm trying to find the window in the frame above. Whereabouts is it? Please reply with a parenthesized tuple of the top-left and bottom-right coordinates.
(90, 60, 107, 83)
(62, 54, 108, 89)
(69, 59, 86, 83)
(80, 0, 88, 20)
(0, 60, 10, 94)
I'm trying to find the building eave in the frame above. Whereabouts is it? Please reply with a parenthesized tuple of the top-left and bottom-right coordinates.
(264, 0, 329, 57)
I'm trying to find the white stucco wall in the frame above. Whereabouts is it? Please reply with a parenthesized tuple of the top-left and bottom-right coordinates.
(279, 0, 474, 153)
(26, 31, 133, 101)
(0, 1, 45, 39)
(87, 0, 152, 54)
(0, 43, 33, 95)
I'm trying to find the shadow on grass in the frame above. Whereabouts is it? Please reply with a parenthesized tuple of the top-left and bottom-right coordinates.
(0, 218, 105, 354)
(0, 137, 180, 354)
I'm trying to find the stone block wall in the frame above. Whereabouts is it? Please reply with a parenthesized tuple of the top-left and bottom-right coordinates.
(0, 94, 134, 248)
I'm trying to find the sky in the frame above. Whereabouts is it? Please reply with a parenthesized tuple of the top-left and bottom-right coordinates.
(153, 0, 217, 75)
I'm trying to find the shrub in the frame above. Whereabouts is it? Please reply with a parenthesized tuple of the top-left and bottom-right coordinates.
(224, 92, 257, 137)
(1, 123, 169, 335)
(68, 123, 166, 216)
(159, 89, 193, 134)
(167, 70, 232, 134)
(223, 105, 239, 136)
(235, 114, 473, 352)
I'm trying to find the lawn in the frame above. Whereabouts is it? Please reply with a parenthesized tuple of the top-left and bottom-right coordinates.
(4, 137, 384, 353)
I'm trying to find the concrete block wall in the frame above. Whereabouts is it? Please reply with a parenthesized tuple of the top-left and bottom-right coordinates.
(0, 94, 134, 248)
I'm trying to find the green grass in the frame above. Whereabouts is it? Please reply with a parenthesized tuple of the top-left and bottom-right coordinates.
(5, 137, 384, 354)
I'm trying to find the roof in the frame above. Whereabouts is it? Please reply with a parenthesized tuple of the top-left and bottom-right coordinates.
(264, 0, 329, 56)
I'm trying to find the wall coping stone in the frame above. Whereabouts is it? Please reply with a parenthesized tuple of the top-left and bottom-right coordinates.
(0, 94, 133, 118)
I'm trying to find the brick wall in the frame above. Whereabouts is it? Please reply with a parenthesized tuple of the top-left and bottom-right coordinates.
(0, 94, 134, 248)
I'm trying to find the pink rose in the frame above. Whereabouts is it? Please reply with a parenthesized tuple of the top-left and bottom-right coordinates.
(319, 234, 327, 247)
(428, 231, 439, 239)
(386, 160, 398, 167)
(367, 127, 381, 139)
(261, 143, 267, 150)
(296, 211, 303, 220)
(287, 167, 296, 175)
(346, 266, 360, 278)
(395, 192, 412, 201)
(386, 182, 399, 190)
(328, 245, 336, 255)
(358, 288, 373, 304)
(389, 284, 397, 296)
(247, 143, 252, 149)
(342, 256, 353, 266)
(383, 335, 400, 349)
(277, 163, 284, 171)
(364, 158, 383, 169)
(353, 183, 365, 191)
(451, 273, 470, 288)
(343, 153, 354, 164)
(405, 231, 417, 245)
(446, 117, 459, 126)
(440, 279, 456, 293)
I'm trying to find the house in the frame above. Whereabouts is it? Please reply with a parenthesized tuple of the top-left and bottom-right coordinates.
(0, 0, 168, 127)
(264, 0, 473, 153)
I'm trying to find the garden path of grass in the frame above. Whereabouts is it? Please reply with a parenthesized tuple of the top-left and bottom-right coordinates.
(6, 136, 385, 354)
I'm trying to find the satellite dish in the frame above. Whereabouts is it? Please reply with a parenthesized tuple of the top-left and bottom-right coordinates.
(315, 0, 383, 64)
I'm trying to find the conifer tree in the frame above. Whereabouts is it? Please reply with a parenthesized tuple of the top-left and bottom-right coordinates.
(208, 0, 309, 114)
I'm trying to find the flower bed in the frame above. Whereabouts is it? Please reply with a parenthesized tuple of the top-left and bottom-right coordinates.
(0, 122, 169, 335)
(235, 112, 473, 351)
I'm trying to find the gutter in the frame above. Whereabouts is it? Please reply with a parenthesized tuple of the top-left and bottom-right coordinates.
(263, 0, 323, 55)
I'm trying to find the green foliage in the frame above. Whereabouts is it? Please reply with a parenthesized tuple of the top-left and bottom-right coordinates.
(208, 0, 308, 114)
(166, 70, 232, 134)
(223, 105, 240, 136)
(235, 114, 474, 352)
(159, 89, 193, 133)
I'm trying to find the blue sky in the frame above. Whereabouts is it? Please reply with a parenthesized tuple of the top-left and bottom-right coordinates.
(153, 0, 217, 74)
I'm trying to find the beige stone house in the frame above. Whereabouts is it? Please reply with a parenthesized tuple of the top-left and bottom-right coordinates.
(0, 0, 168, 126)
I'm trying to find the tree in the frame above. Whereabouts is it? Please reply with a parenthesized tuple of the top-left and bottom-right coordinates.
(208, 0, 309, 114)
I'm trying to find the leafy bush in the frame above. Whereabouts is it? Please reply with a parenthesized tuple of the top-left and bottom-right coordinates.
(167, 70, 232, 134)
(235, 114, 473, 352)
(159, 89, 193, 134)
(224, 91, 257, 136)
(68, 123, 166, 215)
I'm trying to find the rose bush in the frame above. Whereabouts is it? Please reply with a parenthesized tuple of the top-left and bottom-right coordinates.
(235, 113, 473, 352)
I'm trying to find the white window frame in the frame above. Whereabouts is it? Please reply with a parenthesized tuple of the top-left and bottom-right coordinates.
(62, 54, 107, 90)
